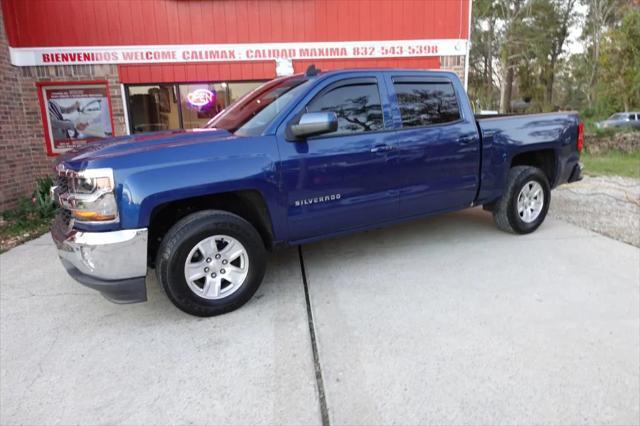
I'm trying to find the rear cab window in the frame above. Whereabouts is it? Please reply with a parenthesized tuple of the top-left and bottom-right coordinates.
(391, 77, 461, 128)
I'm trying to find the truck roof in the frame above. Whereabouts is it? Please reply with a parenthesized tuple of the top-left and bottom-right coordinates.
(300, 67, 459, 80)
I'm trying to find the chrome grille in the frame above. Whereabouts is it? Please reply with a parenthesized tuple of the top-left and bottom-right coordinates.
(61, 208, 72, 229)
(55, 173, 70, 194)
(52, 208, 74, 238)
(53, 164, 74, 230)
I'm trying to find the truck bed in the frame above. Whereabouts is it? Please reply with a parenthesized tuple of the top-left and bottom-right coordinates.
(474, 112, 582, 204)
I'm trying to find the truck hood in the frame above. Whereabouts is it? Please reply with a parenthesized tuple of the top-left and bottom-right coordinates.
(58, 128, 235, 166)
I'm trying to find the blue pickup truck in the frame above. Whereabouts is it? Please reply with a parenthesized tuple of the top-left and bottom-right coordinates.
(52, 67, 583, 316)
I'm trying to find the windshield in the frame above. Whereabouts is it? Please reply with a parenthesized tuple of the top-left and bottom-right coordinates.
(205, 76, 310, 136)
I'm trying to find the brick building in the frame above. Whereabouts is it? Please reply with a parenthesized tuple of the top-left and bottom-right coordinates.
(0, 0, 471, 210)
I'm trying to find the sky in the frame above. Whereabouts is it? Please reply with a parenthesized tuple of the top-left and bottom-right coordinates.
(565, 1, 589, 55)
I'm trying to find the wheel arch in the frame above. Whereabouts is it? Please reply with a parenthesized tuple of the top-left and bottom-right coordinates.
(510, 149, 558, 187)
(146, 190, 275, 267)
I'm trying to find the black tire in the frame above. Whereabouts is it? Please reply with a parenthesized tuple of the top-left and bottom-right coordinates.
(155, 210, 266, 317)
(492, 166, 551, 234)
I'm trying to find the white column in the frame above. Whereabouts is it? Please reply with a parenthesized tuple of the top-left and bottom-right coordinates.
(464, 0, 473, 91)
(120, 84, 130, 135)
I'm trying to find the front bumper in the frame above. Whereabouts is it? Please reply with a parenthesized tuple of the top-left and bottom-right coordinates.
(51, 214, 148, 303)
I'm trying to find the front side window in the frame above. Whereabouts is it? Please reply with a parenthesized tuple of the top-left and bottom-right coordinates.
(393, 81, 460, 128)
(306, 82, 384, 135)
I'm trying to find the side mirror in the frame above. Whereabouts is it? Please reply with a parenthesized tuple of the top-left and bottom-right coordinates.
(290, 112, 338, 138)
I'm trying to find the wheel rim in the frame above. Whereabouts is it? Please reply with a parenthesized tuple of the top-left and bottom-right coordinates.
(516, 180, 544, 223)
(183, 235, 249, 300)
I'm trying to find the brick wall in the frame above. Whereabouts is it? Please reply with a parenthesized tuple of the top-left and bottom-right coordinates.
(440, 55, 466, 83)
(0, 7, 126, 211)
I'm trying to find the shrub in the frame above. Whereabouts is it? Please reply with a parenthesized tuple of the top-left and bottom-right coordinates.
(1, 176, 57, 227)
(32, 176, 57, 220)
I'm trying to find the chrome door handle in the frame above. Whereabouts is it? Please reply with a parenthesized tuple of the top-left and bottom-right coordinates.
(371, 144, 393, 153)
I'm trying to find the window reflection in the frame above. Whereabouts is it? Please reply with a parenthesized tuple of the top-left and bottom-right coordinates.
(228, 81, 264, 103)
(394, 82, 460, 128)
(307, 83, 383, 135)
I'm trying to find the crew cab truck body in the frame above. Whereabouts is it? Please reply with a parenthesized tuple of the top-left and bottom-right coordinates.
(51, 68, 583, 316)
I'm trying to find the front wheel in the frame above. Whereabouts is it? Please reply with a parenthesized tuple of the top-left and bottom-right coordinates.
(156, 210, 266, 317)
(492, 166, 551, 234)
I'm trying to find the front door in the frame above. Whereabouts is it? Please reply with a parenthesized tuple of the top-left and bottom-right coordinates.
(277, 76, 398, 242)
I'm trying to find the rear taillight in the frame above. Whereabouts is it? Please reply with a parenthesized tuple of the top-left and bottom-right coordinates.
(577, 122, 584, 153)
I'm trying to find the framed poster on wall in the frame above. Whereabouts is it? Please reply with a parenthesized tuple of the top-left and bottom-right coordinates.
(36, 81, 115, 156)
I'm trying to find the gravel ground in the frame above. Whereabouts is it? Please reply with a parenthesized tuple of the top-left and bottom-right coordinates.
(550, 175, 640, 247)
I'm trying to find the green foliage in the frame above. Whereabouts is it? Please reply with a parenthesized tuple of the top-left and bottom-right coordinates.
(1, 176, 57, 234)
(468, 0, 577, 112)
(468, 0, 502, 110)
(33, 176, 57, 219)
(596, 8, 640, 114)
(468, 0, 638, 119)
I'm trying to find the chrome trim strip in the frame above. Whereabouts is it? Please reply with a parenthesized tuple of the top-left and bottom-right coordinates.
(52, 214, 148, 281)
(57, 188, 114, 208)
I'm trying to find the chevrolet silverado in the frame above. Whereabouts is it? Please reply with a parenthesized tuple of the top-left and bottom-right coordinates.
(52, 67, 584, 316)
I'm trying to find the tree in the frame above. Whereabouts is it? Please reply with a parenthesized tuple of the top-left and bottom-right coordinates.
(468, 0, 501, 110)
(540, 0, 576, 107)
(597, 7, 640, 112)
(511, 0, 576, 111)
(497, 0, 527, 113)
(582, 0, 623, 108)
(468, 0, 531, 113)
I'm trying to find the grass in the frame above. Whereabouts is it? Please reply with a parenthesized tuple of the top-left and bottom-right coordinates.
(582, 150, 640, 179)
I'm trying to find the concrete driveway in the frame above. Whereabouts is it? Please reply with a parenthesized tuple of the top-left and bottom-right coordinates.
(1, 208, 639, 425)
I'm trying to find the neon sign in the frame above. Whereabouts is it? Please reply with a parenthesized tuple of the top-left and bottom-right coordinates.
(186, 88, 216, 110)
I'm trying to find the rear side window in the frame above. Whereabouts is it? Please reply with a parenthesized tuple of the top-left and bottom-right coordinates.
(393, 81, 460, 127)
(306, 82, 383, 135)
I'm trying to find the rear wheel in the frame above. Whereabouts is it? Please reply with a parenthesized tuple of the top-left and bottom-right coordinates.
(493, 166, 550, 234)
(156, 210, 266, 317)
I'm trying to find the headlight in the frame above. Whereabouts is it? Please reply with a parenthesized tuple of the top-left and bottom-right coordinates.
(61, 168, 118, 222)
(71, 192, 118, 222)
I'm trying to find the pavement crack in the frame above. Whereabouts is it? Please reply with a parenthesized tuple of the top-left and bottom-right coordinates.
(298, 246, 330, 426)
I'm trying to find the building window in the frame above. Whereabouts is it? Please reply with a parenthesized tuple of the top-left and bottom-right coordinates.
(179, 83, 227, 129)
(228, 82, 263, 103)
(128, 85, 180, 133)
(125, 81, 265, 134)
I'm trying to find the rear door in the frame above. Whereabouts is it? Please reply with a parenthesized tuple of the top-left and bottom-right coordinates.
(386, 74, 481, 216)
(276, 74, 398, 241)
